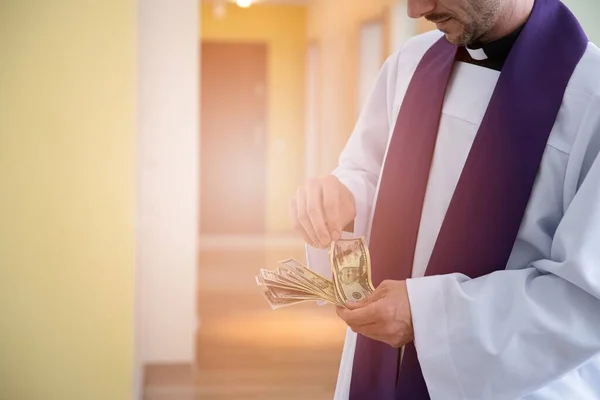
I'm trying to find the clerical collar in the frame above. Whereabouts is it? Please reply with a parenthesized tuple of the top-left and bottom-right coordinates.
(457, 24, 525, 71)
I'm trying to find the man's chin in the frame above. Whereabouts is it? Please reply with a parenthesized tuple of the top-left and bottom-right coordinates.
(441, 30, 460, 46)
(442, 31, 466, 46)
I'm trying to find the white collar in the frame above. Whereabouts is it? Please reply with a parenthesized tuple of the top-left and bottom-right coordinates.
(466, 47, 488, 61)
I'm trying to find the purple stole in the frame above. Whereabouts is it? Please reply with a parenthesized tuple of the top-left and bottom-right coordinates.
(348, 0, 588, 399)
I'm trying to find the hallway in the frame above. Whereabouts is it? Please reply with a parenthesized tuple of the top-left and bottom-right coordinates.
(143, 244, 347, 399)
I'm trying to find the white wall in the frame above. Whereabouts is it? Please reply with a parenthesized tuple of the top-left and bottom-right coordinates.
(563, 0, 600, 44)
(390, 0, 417, 53)
(305, 43, 320, 180)
(135, 0, 199, 392)
(357, 21, 383, 114)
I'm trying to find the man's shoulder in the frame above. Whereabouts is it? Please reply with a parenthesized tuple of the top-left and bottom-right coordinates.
(567, 42, 600, 99)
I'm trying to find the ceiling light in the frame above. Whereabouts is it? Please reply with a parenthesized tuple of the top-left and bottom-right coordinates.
(236, 0, 252, 8)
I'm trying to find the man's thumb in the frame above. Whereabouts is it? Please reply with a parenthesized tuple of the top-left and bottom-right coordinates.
(345, 289, 380, 310)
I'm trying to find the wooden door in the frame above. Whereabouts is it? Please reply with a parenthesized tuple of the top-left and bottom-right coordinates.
(200, 42, 268, 235)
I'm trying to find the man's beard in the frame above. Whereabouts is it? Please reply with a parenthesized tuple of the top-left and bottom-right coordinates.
(428, 1, 501, 46)
(425, 14, 472, 46)
(463, 1, 502, 45)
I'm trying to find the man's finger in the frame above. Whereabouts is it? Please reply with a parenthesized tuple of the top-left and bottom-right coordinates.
(345, 287, 386, 310)
(349, 322, 378, 334)
(345, 293, 377, 310)
(289, 197, 317, 247)
(306, 179, 331, 246)
(296, 187, 321, 246)
(336, 302, 379, 326)
(351, 324, 388, 341)
(322, 182, 341, 241)
(342, 317, 388, 341)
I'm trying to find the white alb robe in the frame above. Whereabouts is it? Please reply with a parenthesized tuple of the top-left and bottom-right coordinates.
(306, 30, 600, 400)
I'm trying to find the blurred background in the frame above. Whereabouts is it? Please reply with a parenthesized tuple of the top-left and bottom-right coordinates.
(1, 0, 599, 399)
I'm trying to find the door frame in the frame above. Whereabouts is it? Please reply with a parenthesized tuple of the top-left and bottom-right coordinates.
(136, 0, 200, 398)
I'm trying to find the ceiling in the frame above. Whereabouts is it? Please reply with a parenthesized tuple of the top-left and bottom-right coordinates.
(203, 0, 308, 5)
(252, 0, 307, 3)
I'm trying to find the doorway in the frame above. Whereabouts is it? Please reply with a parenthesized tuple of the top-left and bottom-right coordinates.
(200, 41, 268, 235)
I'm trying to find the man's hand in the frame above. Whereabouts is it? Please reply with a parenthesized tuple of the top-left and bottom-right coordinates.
(289, 175, 356, 249)
(336, 280, 414, 348)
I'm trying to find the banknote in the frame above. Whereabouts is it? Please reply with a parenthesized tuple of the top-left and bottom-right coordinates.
(330, 237, 375, 304)
(276, 267, 343, 307)
(259, 269, 315, 293)
(260, 289, 314, 310)
(278, 259, 339, 300)
(278, 259, 345, 306)
(256, 276, 322, 300)
(258, 268, 335, 304)
(267, 286, 322, 301)
(255, 237, 373, 309)
(275, 268, 322, 294)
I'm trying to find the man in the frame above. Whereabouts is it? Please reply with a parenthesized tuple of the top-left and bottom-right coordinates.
(290, 0, 600, 398)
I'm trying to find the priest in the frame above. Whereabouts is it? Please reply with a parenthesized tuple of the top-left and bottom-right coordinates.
(290, 0, 600, 398)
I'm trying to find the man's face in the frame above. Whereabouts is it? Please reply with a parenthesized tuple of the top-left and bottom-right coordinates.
(408, 0, 503, 45)
(340, 267, 360, 285)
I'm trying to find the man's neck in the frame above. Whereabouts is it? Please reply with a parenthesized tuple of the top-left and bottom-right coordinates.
(481, 0, 535, 43)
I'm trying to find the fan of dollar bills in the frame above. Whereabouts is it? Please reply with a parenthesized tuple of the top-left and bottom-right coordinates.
(255, 237, 375, 309)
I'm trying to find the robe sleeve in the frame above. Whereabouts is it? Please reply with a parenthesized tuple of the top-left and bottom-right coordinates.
(406, 93, 600, 399)
(304, 51, 400, 278)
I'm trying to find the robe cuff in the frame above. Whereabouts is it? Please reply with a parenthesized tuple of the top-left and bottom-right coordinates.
(305, 231, 357, 306)
(305, 245, 331, 278)
(406, 275, 466, 399)
(305, 244, 330, 307)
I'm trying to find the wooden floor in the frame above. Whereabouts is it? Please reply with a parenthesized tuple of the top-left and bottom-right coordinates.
(143, 245, 347, 400)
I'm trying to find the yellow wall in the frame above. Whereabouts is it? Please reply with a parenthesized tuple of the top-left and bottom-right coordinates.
(307, 0, 434, 173)
(0, 1, 135, 399)
(201, 3, 306, 233)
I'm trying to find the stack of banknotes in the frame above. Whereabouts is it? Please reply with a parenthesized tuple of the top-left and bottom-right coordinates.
(255, 237, 375, 309)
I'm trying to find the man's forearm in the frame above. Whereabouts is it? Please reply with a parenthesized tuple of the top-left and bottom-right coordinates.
(407, 264, 600, 400)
